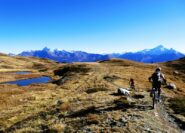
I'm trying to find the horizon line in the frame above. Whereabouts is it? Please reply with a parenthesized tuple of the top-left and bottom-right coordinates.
(1, 44, 185, 55)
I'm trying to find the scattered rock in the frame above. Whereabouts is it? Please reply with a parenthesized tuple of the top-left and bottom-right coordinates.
(82, 127, 93, 133)
(166, 83, 176, 89)
(144, 127, 151, 132)
(64, 126, 75, 133)
(127, 114, 143, 121)
(173, 70, 179, 75)
(104, 118, 127, 127)
(55, 100, 63, 106)
(119, 117, 128, 123)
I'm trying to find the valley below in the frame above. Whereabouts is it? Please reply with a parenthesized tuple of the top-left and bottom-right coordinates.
(0, 53, 185, 133)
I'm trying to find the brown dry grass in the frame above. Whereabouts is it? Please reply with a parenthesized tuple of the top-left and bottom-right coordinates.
(60, 102, 71, 112)
(86, 114, 100, 125)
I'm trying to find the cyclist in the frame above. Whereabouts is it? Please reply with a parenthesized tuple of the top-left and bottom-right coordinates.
(148, 67, 166, 102)
(129, 78, 135, 90)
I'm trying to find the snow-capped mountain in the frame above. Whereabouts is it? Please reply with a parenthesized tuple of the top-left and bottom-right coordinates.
(18, 45, 185, 63)
(116, 45, 184, 63)
(19, 47, 109, 63)
(138, 45, 178, 55)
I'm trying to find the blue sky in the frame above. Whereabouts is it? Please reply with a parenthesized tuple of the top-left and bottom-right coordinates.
(0, 0, 185, 54)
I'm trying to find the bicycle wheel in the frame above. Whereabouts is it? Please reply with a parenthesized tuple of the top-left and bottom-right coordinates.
(152, 92, 155, 109)
(153, 91, 158, 109)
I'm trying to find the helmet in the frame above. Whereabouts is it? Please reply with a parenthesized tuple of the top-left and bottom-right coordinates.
(156, 67, 161, 72)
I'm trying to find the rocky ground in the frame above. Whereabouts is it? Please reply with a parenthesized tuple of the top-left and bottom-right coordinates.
(0, 54, 185, 133)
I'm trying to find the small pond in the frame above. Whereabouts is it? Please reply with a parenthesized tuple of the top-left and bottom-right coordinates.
(4, 76, 51, 86)
(0, 71, 31, 75)
(15, 71, 32, 74)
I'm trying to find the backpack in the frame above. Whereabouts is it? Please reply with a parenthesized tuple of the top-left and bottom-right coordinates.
(152, 72, 163, 83)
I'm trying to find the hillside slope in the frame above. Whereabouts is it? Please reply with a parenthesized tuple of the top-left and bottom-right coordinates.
(0, 53, 58, 82)
(0, 53, 57, 71)
(0, 56, 184, 132)
(163, 57, 185, 73)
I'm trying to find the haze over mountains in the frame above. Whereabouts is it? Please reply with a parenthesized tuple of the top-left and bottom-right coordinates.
(18, 45, 184, 63)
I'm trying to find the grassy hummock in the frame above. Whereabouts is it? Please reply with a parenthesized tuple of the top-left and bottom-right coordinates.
(169, 97, 185, 116)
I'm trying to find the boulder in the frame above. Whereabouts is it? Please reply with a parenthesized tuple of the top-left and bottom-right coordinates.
(173, 70, 179, 75)
(166, 83, 176, 89)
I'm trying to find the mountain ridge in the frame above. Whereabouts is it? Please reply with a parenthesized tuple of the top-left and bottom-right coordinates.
(18, 45, 185, 63)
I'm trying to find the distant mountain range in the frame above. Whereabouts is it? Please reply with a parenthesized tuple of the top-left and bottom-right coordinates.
(112, 45, 185, 63)
(18, 45, 185, 63)
(19, 47, 109, 63)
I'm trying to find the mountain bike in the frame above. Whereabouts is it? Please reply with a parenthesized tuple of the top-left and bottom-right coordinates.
(151, 88, 160, 109)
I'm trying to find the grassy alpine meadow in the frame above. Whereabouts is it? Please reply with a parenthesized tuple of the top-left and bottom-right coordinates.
(0, 54, 184, 132)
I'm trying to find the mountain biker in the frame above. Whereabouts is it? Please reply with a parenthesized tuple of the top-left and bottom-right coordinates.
(148, 67, 166, 101)
(129, 78, 135, 90)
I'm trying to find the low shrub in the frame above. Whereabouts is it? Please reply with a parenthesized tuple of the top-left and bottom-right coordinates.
(114, 97, 135, 108)
(86, 114, 99, 125)
(86, 87, 108, 94)
(132, 94, 145, 99)
(60, 102, 71, 112)
(169, 97, 185, 116)
(54, 65, 90, 76)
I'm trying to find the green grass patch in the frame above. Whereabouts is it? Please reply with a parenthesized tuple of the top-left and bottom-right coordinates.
(169, 97, 185, 116)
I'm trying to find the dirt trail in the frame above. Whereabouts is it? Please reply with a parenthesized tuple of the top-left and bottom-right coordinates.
(156, 102, 184, 133)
